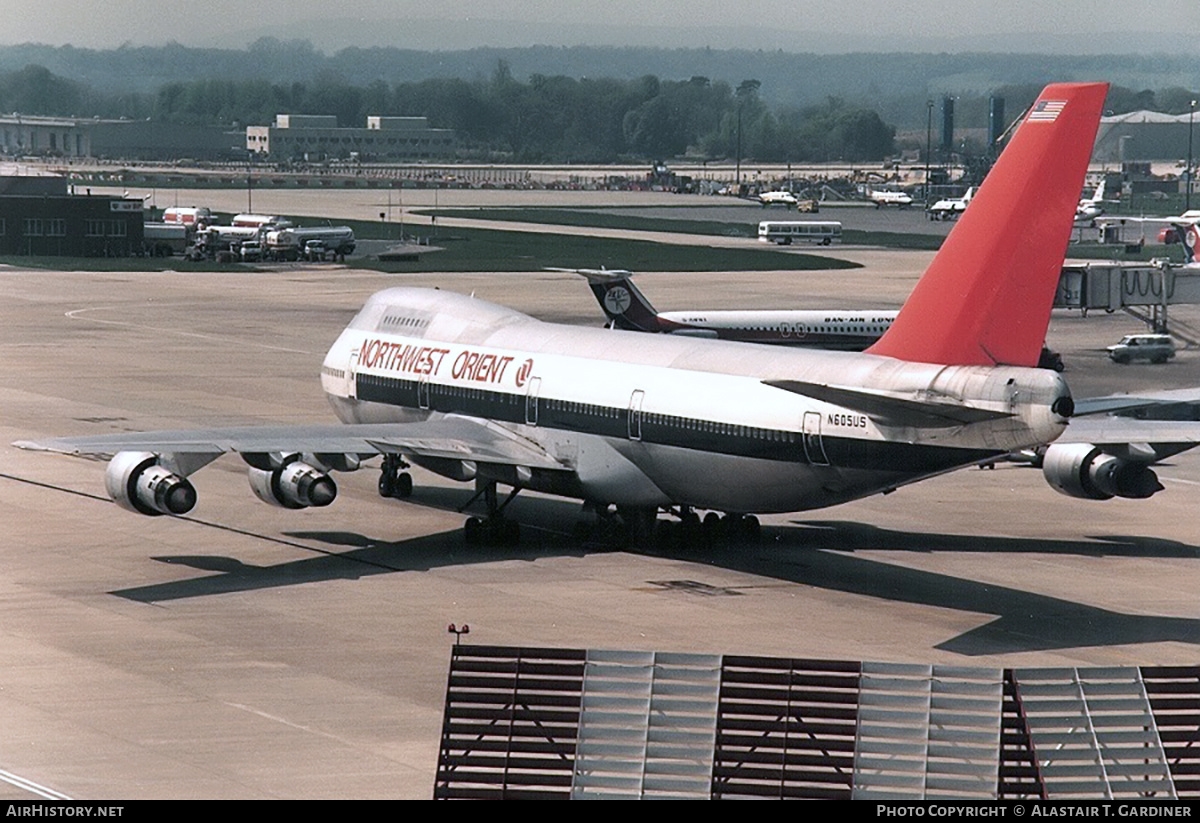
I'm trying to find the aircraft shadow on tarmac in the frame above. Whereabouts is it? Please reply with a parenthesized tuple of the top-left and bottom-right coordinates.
(109, 487, 1200, 658)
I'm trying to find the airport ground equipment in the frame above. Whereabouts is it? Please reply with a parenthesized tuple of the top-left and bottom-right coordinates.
(264, 226, 356, 261)
(142, 222, 190, 256)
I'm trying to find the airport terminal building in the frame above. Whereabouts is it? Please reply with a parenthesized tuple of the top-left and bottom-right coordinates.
(246, 114, 456, 161)
(0, 169, 144, 256)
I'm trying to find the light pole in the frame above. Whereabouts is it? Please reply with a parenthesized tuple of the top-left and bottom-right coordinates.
(925, 100, 933, 204)
(1187, 99, 1196, 212)
(735, 104, 742, 191)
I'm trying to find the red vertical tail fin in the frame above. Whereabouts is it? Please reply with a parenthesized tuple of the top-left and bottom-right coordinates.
(867, 83, 1108, 367)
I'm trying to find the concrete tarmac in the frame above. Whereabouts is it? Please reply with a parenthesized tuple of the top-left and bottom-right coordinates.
(2, 253, 1200, 797)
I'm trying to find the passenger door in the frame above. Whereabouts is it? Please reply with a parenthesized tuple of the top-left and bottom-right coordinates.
(802, 411, 829, 466)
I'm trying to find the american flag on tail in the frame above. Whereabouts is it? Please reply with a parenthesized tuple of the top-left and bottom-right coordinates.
(1028, 99, 1067, 122)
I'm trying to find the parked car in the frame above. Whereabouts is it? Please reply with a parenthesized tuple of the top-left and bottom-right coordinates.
(1107, 333, 1175, 364)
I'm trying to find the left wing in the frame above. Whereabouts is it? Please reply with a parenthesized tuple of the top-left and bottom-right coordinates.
(14, 416, 571, 516)
(15, 417, 566, 469)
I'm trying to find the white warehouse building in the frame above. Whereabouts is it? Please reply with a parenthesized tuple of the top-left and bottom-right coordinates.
(246, 114, 456, 160)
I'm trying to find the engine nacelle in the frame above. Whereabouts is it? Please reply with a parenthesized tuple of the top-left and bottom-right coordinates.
(1041, 443, 1163, 500)
(248, 459, 337, 509)
(105, 451, 197, 516)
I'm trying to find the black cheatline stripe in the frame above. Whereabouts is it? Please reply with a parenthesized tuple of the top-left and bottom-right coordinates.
(355, 373, 1003, 471)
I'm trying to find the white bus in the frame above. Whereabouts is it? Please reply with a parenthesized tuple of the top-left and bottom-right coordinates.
(758, 220, 843, 246)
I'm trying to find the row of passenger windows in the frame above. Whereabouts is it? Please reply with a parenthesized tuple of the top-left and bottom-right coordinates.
(545, 398, 618, 419)
(358, 373, 799, 443)
(642, 412, 796, 443)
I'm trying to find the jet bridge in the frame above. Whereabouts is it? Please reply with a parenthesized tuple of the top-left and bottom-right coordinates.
(1056, 263, 1200, 343)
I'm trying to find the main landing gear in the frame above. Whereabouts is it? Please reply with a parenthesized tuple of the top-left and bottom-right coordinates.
(377, 454, 413, 498)
(655, 508, 761, 550)
(573, 504, 761, 549)
(461, 478, 521, 546)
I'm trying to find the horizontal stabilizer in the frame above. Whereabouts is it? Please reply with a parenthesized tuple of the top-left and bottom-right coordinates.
(546, 267, 634, 283)
(763, 380, 1014, 428)
(1057, 417, 1200, 447)
(1072, 387, 1200, 417)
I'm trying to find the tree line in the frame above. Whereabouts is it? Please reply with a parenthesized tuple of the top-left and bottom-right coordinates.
(0, 61, 895, 164)
(2, 56, 1197, 165)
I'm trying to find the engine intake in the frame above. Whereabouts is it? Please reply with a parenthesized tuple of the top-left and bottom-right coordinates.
(1042, 443, 1163, 500)
(105, 451, 197, 516)
(248, 459, 337, 509)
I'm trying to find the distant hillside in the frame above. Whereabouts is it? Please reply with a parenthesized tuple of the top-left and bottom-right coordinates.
(0, 41, 1196, 129)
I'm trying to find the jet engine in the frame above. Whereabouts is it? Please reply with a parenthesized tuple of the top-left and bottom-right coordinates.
(1041, 443, 1163, 500)
(105, 451, 197, 516)
(247, 457, 337, 509)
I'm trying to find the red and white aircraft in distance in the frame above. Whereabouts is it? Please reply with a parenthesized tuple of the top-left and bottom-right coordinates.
(19, 82, 1197, 545)
(1096, 209, 1200, 267)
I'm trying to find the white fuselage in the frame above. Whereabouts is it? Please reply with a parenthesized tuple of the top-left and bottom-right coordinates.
(321, 288, 1070, 514)
(656, 309, 895, 348)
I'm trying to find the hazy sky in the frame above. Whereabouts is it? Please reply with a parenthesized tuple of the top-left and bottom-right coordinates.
(2, 0, 1198, 52)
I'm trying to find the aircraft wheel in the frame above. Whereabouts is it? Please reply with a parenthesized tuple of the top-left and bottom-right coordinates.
(654, 520, 678, 550)
(702, 512, 724, 548)
(498, 519, 521, 546)
(395, 472, 413, 497)
(725, 514, 762, 544)
(678, 512, 702, 549)
(743, 515, 762, 542)
(464, 516, 484, 545)
(378, 473, 394, 498)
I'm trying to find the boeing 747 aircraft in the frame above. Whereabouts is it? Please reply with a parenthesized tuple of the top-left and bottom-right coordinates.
(21, 83, 1186, 546)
